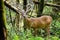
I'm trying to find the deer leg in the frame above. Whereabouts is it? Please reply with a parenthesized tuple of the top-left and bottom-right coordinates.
(45, 26, 50, 40)
(32, 28, 38, 36)
(23, 26, 26, 32)
(35, 29, 42, 36)
(23, 22, 27, 32)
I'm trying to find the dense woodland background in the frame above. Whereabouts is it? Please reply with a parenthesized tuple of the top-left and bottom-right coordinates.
(0, 0, 60, 40)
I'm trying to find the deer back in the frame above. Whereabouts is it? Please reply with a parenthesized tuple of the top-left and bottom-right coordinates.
(24, 15, 52, 29)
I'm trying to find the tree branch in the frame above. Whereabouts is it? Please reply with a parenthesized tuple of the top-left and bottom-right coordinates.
(4, 1, 60, 14)
(33, 1, 60, 7)
(45, 3, 60, 7)
(4, 1, 19, 14)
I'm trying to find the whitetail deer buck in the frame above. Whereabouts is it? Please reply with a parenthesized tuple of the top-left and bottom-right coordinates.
(19, 1, 52, 37)
(20, 11, 52, 37)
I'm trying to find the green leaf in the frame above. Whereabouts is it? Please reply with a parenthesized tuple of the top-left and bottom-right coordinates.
(35, 37, 44, 40)
(51, 36, 59, 40)
(13, 35, 19, 40)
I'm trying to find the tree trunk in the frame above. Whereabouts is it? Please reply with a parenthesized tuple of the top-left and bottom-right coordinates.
(15, 0, 20, 28)
(37, 0, 44, 17)
(23, 0, 27, 31)
(23, 0, 27, 11)
(53, 0, 60, 13)
(0, 0, 7, 40)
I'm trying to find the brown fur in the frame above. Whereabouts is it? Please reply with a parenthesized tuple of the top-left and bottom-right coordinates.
(24, 15, 52, 37)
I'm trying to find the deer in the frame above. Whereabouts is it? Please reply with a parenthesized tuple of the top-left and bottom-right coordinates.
(20, 11, 52, 38)
(18, 1, 52, 38)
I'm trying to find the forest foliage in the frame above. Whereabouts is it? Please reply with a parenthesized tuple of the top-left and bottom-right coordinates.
(4, 0, 60, 40)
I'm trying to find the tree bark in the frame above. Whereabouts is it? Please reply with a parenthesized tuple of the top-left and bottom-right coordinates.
(0, 0, 7, 40)
(37, 0, 44, 17)
(23, 0, 27, 31)
(23, 0, 27, 11)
